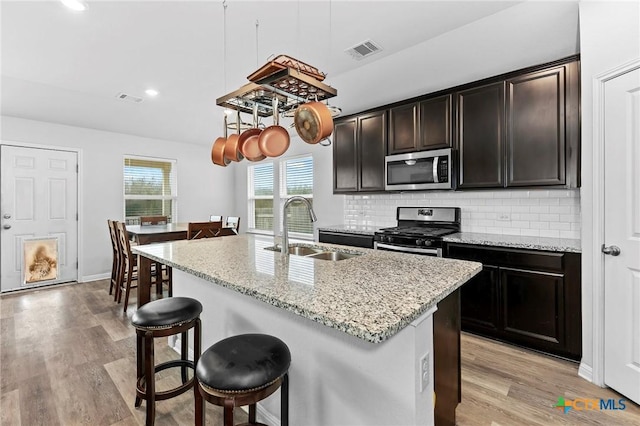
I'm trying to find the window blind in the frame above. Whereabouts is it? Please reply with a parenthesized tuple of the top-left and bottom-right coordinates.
(249, 163, 274, 231)
(280, 156, 314, 236)
(123, 157, 177, 224)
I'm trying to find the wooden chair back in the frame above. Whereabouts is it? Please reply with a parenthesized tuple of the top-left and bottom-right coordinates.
(107, 219, 121, 298)
(209, 215, 223, 222)
(188, 221, 222, 240)
(225, 216, 241, 231)
(140, 215, 168, 226)
(115, 221, 133, 262)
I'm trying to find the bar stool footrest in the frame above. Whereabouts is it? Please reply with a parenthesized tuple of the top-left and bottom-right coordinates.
(136, 359, 195, 402)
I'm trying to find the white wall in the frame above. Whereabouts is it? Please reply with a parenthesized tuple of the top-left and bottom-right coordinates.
(578, 0, 640, 379)
(0, 116, 236, 281)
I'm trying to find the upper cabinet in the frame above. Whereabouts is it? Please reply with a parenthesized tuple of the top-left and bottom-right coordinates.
(333, 110, 387, 193)
(456, 59, 580, 189)
(332, 56, 580, 193)
(388, 94, 452, 154)
(457, 82, 505, 189)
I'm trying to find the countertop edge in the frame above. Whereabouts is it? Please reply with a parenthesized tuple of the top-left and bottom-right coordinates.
(443, 232, 581, 253)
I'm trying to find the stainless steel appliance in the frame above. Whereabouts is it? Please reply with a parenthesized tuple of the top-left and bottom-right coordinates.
(385, 148, 453, 191)
(374, 206, 460, 256)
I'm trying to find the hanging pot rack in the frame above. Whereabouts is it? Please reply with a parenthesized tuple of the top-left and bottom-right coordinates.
(216, 66, 338, 118)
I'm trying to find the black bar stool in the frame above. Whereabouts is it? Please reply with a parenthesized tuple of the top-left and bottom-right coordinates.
(131, 297, 202, 426)
(195, 333, 291, 426)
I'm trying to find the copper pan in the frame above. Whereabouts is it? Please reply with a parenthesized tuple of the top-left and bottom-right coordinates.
(294, 101, 334, 144)
(211, 115, 230, 167)
(224, 111, 244, 162)
(258, 98, 290, 157)
(239, 104, 265, 162)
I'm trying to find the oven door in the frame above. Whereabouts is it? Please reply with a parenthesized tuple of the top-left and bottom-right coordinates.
(374, 242, 442, 257)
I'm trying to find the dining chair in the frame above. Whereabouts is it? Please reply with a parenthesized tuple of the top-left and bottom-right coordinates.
(209, 215, 223, 222)
(188, 221, 222, 240)
(107, 219, 122, 299)
(225, 216, 241, 232)
(140, 215, 168, 226)
(115, 221, 138, 312)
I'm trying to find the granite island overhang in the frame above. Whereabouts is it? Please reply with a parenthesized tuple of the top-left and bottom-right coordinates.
(133, 234, 482, 425)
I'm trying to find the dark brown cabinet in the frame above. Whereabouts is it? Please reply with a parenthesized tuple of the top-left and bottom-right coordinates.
(333, 110, 387, 193)
(456, 82, 505, 188)
(388, 94, 452, 154)
(456, 59, 580, 189)
(318, 230, 374, 248)
(445, 243, 581, 360)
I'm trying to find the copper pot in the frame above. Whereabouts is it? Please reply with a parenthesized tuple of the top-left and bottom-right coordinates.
(239, 104, 265, 162)
(224, 111, 244, 162)
(211, 115, 230, 167)
(294, 101, 334, 144)
(258, 98, 290, 157)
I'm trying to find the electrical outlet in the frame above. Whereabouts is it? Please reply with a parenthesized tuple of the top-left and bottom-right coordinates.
(497, 213, 511, 221)
(419, 352, 430, 392)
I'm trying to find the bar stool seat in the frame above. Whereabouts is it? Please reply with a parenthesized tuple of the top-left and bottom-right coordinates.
(195, 333, 291, 426)
(131, 297, 202, 426)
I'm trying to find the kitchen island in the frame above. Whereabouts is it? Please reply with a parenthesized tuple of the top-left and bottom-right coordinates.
(132, 234, 481, 425)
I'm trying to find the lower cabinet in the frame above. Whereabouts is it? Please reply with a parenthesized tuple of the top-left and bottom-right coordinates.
(445, 243, 581, 360)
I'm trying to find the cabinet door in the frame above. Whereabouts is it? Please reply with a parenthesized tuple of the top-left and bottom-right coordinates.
(457, 82, 505, 188)
(500, 267, 565, 351)
(460, 265, 500, 332)
(388, 103, 418, 154)
(420, 94, 452, 150)
(333, 118, 358, 193)
(358, 110, 387, 192)
(506, 66, 566, 186)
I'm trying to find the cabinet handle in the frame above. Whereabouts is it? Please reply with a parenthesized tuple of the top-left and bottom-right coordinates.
(601, 244, 621, 256)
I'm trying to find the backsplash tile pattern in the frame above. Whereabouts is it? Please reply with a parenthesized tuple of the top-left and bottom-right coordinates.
(344, 189, 581, 239)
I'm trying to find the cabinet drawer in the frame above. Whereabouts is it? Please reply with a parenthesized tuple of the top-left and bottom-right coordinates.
(446, 244, 564, 273)
(318, 231, 374, 249)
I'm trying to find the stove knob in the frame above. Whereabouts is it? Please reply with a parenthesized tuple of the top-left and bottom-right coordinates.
(423, 240, 433, 247)
(416, 239, 425, 246)
(386, 236, 393, 244)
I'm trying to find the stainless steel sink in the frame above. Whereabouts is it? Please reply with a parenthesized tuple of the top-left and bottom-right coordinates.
(287, 246, 325, 256)
(264, 244, 363, 261)
(306, 251, 361, 261)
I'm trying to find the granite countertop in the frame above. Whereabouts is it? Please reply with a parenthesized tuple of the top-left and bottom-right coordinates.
(443, 232, 581, 253)
(132, 235, 481, 344)
(317, 225, 380, 236)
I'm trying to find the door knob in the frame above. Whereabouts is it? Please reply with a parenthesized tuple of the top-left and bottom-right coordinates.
(2, 224, 11, 230)
(3, 214, 10, 219)
(601, 244, 621, 256)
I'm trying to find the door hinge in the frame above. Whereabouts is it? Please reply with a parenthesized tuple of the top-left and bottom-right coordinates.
(76, 260, 78, 269)
(76, 212, 78, 221)
(76, 164, 79, 173)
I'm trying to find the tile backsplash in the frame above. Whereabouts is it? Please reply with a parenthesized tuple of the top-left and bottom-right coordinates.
(344, 189, 581, 239)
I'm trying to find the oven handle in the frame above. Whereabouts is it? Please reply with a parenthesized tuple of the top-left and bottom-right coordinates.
(375, 242, 440, 256)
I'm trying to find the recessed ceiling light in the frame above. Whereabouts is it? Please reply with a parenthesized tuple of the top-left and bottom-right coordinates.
(60, 0, 88, 12)
(145, 89, 159, 97)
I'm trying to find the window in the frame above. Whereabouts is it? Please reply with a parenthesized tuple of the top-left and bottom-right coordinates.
(279, 156, 314, 236)
(248, 162, 274, 232)
(123, 156, 177, 224)
(247, 155, 314, 238)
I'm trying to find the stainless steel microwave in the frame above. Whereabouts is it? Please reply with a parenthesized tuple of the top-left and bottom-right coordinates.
(385, 148, 453, 191)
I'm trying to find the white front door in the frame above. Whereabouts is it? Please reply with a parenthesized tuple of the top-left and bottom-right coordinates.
(0, 145, 78, 291)
(603, 67, 640, 404)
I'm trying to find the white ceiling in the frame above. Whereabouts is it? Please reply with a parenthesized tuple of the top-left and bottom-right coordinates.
(1, 1, 580, 145)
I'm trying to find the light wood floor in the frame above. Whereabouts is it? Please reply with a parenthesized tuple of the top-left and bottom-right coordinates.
(1, 280, 639, 425)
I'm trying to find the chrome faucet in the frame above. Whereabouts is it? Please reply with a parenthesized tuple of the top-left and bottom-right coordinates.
(282, 196, 317, 256)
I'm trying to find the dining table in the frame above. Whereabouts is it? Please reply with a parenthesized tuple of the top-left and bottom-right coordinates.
(126, 222, 238, 307)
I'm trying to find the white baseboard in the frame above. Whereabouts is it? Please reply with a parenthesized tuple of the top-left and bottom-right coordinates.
(80, 273, 110, 283)
(578, 362, 593, 383)
(256, 404, 280, 426)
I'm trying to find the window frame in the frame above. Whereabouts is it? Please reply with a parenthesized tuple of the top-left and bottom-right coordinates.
(246, 154, 314, 240)
(123, 155, 178, 225)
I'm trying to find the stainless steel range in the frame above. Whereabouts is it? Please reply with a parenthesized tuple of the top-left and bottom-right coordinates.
(374, 207, 461, 257)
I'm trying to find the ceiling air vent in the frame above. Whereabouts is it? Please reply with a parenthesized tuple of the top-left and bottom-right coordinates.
(345, 39, 382, 61)
(115, 92, 143, 103)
